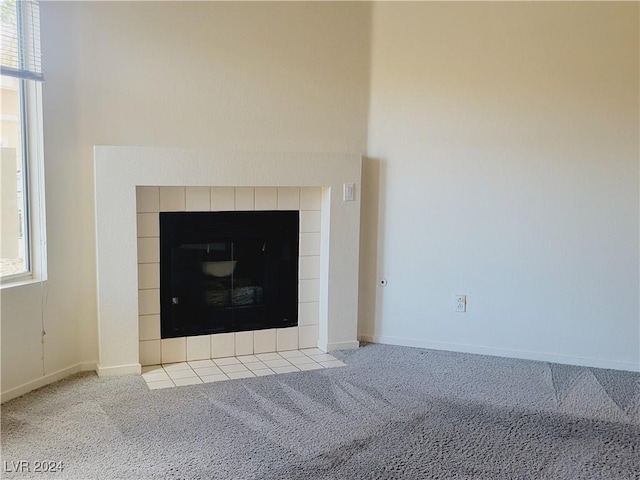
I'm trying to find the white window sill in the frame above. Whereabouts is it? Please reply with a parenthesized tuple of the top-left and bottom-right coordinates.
(0, 276, 45, 290)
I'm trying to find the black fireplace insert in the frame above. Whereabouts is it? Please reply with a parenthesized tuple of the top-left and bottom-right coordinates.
(159, 211, 299, 339)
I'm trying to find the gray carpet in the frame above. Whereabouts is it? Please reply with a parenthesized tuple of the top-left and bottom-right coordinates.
(2, 344, 639, 479)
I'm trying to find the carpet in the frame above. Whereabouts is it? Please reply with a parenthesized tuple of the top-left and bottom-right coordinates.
(2, 344, 639, 479)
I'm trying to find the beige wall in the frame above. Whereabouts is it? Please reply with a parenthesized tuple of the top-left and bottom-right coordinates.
(364, 2, 639, 368)
(1, 1, 371, 395)
(3, 1, 639, 398)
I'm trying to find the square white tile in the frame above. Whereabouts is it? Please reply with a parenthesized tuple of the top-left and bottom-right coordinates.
(320, 360, 347, 368)
(288, 355, 318, 366)
(297, 362, 323, 371)
(276, 327, 298, 351)
(138, 263, 159, 289)
(139, 340, 161, 366)
(200, 374, 229, 383)
(173, 377, 203, 386)
(299, 256, 320, 280)
(298, 302, 319, 326)
(299, 279, 320, 303)
(159, 187, 185, 211)
(161, 338, 187, 364)
(147, 380, 175, 390)
(162, 362, 192, 372)
(271, 365, 299, 374)
(166, 369, 197, 380)
(299, 232, 321, 256)
(220, 363, 249, 374)
(235, 188, 255, 210)
(253, 369, 275, 376)
(253, 329, 276, 354)
(236, 355, 260, 364)
(262, 358, 291, 368)
(141, 365, 164, 375)
(185, 187, 211, 211)
(254, 187, 277, 210)
(278, 350, 306, 359)
(194, 366, 224, 377)
(298, 325, 319, 349)
(277, 187, 300, 210)
(300, 187, 322, 211)
(244, 361, 268, 372)
(308, 354, 337, 363)
(138, 289, 160, 315)
(255, 352, 281, 361)
(211, 333, 235, 358)
(136, 186, 159, 213)
(137, 238, 159, 264)
(187, 335, 211, 361)
(137, 213, 159, 237)
(139, 315, 160, 341)
(142, 371, 170, 382)
(300, 348, 324, 356)
(227, 371, 256, 380)
(188, 359, 215, 368)
(235, 331, 254, 356)
(300, 210, 321, 233)
(213, 356, 241, 366)
(211, 187, 235, 211)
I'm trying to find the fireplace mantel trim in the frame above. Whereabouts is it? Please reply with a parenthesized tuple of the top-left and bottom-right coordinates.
(94, 147, 362, 376)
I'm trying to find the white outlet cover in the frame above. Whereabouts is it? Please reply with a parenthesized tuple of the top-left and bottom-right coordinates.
(455, 294, 466, 313)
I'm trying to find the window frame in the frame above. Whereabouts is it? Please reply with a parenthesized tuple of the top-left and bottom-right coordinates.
(0, 0, 46, 286)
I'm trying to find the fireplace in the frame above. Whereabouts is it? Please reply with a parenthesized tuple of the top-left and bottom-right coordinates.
(94, 148, 361, 376)
(160, 210, 299, 338)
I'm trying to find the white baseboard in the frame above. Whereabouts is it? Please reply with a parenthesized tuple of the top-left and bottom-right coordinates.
(318, 339, 360, 352)
(1, 362, 97, 404)
(358, 334, 640, 372)
(96, 363, 141, 377)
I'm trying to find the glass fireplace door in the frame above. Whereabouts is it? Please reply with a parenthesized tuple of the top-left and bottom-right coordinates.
(160, 211, 298, 339)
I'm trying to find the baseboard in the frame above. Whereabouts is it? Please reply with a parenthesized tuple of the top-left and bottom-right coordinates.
(358, 334, 640, 372)
(96, 363, 141, 377)
(318, 339, 360, 352)
(1, 362, 96, 404)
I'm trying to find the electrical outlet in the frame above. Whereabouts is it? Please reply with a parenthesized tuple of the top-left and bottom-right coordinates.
(455, 294, 466, 313)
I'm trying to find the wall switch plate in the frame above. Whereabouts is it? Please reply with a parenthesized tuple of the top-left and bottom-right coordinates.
(455, 294, 466, 313)
(343, 183, 355, 202)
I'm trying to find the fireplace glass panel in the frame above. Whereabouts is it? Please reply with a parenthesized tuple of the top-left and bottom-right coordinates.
(160, 211, 299, 338)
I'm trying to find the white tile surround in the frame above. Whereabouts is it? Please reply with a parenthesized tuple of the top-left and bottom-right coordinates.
(94, 148, 362, 376)
(137, 186, 322, 366)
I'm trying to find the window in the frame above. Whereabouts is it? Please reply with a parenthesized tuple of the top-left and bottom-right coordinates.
(1, 0, 45, 282)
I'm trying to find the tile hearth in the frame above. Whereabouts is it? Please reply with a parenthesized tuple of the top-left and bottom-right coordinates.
(142, 348, 346, 389)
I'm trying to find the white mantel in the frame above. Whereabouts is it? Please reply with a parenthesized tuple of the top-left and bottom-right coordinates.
(94, 147, 362, 375)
